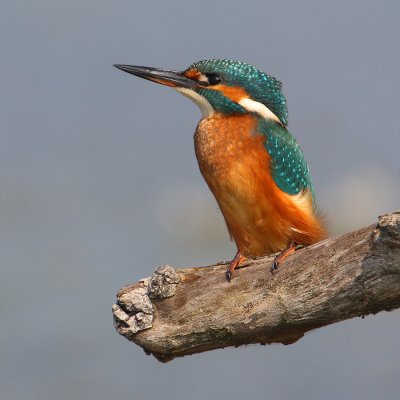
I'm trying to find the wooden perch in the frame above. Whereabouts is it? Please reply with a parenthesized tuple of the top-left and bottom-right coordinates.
(112, 211, 400, 362)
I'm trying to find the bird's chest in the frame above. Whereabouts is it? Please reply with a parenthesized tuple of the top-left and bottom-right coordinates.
(194, 114, 264, 182)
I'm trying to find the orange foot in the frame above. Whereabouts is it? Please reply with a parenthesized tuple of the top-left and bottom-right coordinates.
(271, 241, 299, 273)
(226, 251, 247, 282)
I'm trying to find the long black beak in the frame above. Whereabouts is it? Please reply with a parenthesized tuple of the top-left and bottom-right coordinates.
(114, 64, 198, 89)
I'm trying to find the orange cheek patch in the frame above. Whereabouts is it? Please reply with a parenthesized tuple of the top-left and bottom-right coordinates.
(212, 85, 249, 102)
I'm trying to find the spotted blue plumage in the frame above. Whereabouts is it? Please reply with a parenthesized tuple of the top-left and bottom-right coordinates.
(259, 119, 315, 204)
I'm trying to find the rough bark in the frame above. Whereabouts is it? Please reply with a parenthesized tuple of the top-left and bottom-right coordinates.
(112, 211, 400, 362)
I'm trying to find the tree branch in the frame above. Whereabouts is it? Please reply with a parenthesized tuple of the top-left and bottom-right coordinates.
(112, 211, 400, 362)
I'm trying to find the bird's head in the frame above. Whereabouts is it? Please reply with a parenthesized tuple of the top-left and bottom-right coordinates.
(115, 59, 288, 126)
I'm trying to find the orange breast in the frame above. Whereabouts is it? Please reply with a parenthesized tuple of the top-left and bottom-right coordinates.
(194, 113, 326, 257)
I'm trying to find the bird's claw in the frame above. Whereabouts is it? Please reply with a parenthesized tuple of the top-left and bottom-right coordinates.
(270, 261, 278, 273)
(225, 251, 246, 283)
(270, 241, 298, 274)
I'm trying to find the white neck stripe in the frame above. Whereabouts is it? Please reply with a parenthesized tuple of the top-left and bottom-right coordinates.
(238, 97, 282, 124)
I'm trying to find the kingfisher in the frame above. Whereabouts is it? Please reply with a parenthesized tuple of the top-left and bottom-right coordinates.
(114, 60, 326, 281)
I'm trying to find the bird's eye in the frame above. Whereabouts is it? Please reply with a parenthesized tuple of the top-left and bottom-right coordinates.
(205, 73, 222, 85)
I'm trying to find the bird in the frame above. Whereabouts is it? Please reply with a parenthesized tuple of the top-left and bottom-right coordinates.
(114, 59, 327, 281)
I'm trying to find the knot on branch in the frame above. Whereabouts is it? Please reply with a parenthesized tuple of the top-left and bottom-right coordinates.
(148, 265, 181, 298)
(113, 281, 154, 337)
(112, 266, 181, 338)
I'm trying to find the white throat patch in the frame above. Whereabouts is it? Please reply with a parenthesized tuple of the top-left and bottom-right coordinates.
(238, 97, 282, 124)
(174, 88, 214, 118)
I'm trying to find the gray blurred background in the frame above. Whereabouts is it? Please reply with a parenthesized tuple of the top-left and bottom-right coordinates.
(1, 1, 400, 399)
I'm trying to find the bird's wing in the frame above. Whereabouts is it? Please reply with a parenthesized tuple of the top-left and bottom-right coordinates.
(259, 120, 315, 201)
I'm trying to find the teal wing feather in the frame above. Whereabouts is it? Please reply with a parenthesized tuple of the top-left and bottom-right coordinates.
(258, 119, 315, 203)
